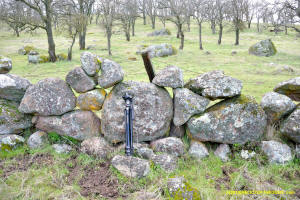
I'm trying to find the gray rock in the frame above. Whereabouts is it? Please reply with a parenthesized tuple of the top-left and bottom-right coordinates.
(0, 99, 32, 135)
(147, 29, 171, 37)
(136, 147, 155, 160)
(35, 110, 101, 141)
(98, 58, 124, 89)
(101, 81, 173, 143)
(261, 92, 296, 124)
(80, 51, 100, 76)
(152, 66, 184, 88)
(18, 48, 26, 55)
(19, 78, 76, 116)
(167, 177, 185, 197)
(188, 141, 209, 160)
(86, 45, 97, 50)
(28, 51, 40, 64)
(0, 74, 31, 102)
(150, 137, 184, 157)
(111, 155, 150, 178)
(280, 106, 300, 143)
(169, 122, 185, 138)
(173, 88, 210, 126)
(27, 131, 48, 149)
(261, 140, 292, 164)
(249, 39, 277, 57)
(185, 70, 242, 100)
(274, 77, 300, 101)
(52, 144, 73, 154)
(0, 134, 25, 151)
(167, 177, 200, 199)
(137, 44, 176, 58)
(151, 153, 177, 172)
(80, 137, 112, 159)
(214, 144, 231, 162)
(77, 88, 106, 111)
(66, 67, 96, 93)
(128, 191, 158, 200)
(0, 56, 12, 74)
(187, 95, 267, 144)
(296, 144, 300, 159)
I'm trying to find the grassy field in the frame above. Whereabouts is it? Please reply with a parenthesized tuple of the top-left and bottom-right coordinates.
(0, 19, 300, 200)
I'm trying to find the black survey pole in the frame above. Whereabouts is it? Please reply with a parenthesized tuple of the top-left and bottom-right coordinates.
(122, 92, 134, 156)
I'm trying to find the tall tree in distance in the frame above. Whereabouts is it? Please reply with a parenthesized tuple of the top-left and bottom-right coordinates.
(216, 0, 227, 45)
(192, 0, 208, 50)
(229, 0, 245, 45)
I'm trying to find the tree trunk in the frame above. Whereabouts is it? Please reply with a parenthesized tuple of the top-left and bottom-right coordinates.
(125, 28, 130, 41)
(68, 33, 77, 61)
(15, 28, 20, 37)
(218, 23, 223, 45)
(257, 18, 260, 32)
(248, 22, 251, 29)
(132, 19, 135, 36)
(79, 27, 86, 50)
(235, 28, 239, 45)
(199, 23, 203, 50)
(151, 17, 155, 29)
(285, 25, 288, 35)
(107, 28, 112, 56)
(179, 24, 184, 50)
(187, 16, 190, 32)
(211, 20, 216, 34)
(143, 11, 146, 25)
(177, 29, 180, 38)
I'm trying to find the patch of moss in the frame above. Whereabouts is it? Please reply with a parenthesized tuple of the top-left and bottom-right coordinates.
(39, 55, 50, 63)
(48, 132, 80, 146)
(57, 53, 67, 61)
(172, 45, 178, 55)
(165, 28, 171, 35)
(173, 181, 202, 200)
(24, 45, 34, 54)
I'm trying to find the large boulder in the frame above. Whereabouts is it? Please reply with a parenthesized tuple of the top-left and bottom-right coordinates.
(150, 137, 185, 157)
(0, 99, 32, 135)
(66, 67, 96, 93)
(185, 70, 242, 100)
(152, 66, 184, 88)
(27, 131, 48, 149)
(260, 92, 296, 124)
(0, 134, 25, 151)
(137, 44, 176, 58)
(188, 141, 209, 160)
(19, 78, 76, 116)
(261, 140, 292, 164)
(77, 89, 106, 111)
(98, 58, 124, 89)
(187, 95, 267, 144)
(0, 56, 12, 74)
(34, 110, 101, 141)
(0, 74, 31, 102)
(280, 106, 300, 143)
(101, 81, 173, 143)
(173, 88, 210, 126)
(274, 77, 300, 101)
(80, 137, 112, 159)
(147, 28, 171, 37)
(80, 51, 100, 76)
(248, 39, 277, 57)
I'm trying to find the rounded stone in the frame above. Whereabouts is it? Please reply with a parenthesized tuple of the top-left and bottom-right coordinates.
(77, 89, 106, 111)
(274, 77, 300, 101)
(280, 106, 300, 143)
(66, 67, 96, 93)
(0, 56, 12, 74)
(27, 131, 48, 149)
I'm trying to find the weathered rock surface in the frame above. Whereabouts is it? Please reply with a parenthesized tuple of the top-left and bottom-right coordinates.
(249, 39, 277, 57)
(173, 88, 210, 126)
(261, 92, 296, 124)
(111, 155, 150, 178)
(185, 70, 242, 100)
(169, 122, 185, 138)
(0, 56, 12, 74)
(28, 50, 40, 64)
(66, 67, 96, 93)
(0, 134, 25, 151)
(18, 47, 26, 55)
(98, 59, 124, 89)
(0, 99, 32, 135)
(150, 137, 184, 157)
(35, 110, 101, 141)
(188, 141, 209, 160)
(27, 131, 48, 149)
(80, 137, 112, 159)
(151, 153, 177, 172)
(128, 191, 158, 200)
(280, 106, 300, 143)
(0, 74, 31, 102)
(136, 147, 155, 160)
(167, 177, 185, 197)
(52, 144, 73, 154)
(152, 66, 184, 88)
(19, 78, 76, 116)
(214, 144, 231, 162)
(274, 77, 300, 101)
(296, 144, 300, 159)
(80, 52, 100, 76)
(77, 89, 106, 111)
(147, 28, 171, 37)
(187, 95, 267, 144)
(261, 140, 292, 164)
(137, 44, 176, 58)
(101, 81, 173, 143)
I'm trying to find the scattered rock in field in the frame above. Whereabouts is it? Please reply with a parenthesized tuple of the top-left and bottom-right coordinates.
(167, 177, 185, 197)
(18, 47, 26, 55)
(150, 137, 184, 157)
(0, 56, 12, 74)
(204, 51, 211, 55)
(296, 144, 300, 159)
(152, 66, 184, 88)
(19, 78, 76, 116)
(27, 131, 48, 149)
(173, 88, 210, 126)
(80, 137, 112, 159)
(57, 53, 67, 61)
(240, 149, 256, 160)
(147, 28, 171, 37)
(231, 51, 237, 55)
(111, 155, 150, 178)
(214, 144, 231, 162)
(249, 39, 277, 57)
(188, 141, 209, 160)
(35, 110, 101, 141)
(136, 147, 155, 160)
(52, 144, 73, 154)
(28, 50, 40, 64)
(280, 106, 300, 143)
(101, 81, 173, 143)
(272, 65, 296, 75)
(187, 95, 267, 144)
(0, 99, 32, 135)
(274, 77, 300, 101)
(261, 140, 292, 164)
(98, 58, 124, 89)
(151, 153, 177, 172)
(169, 122, 185, 138)
(86, 45, 97, 50)
(77, 89, 106, 111)
(66, 67, 96, 93)
(80, 51, 100, 76)
(185, 70, 242, 100)
(0, 134, 25, 151)
(137, 44, 176, 58)
(261, 92, 296, 124)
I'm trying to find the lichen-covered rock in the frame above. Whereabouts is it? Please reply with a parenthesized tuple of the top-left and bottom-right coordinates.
(111, 155, 150, 178)
(188, 141, 209, 160)
(261, 92, 296, 124)
(173, 88, 210, 126)
(101, 81, 173, 143)
(0, 134, 25, 151)
(150, 137, 184, 157)
(77, 89, 106, 111)
(185, 70, 242, 100)
(19, 78, 76, 116)
(66, 67, 96, 93)
(249, 39, 277, 57)
(214, 144, 231, 162)
(80, 51, 100, 76)
(18, 47, 26, 55)
(151, 153, 177, 172)
(0, 74, 31, 102)
(35, 110, 101, 141)
(80, 137, 112, 159)
(187, 95, 267, 144)
(0, 99, 32, 135)
(169, 122, 185, 138)
(167, 177, 185, 197)
(274, 77, 300, 101)
(28, 50, 40, 64)
(137, 44, 176, 58)
(147, 28, 171, 37)
(280, 106, 300, 143)
(152, 66, 184, 88)
(0, 56, 12, 74)
(261, 140, 292, 164)
(98, 59, 124, 89)
(136, 147, 155, 160)
(52, 144, 73, 154)
(27, 131, 48, 149)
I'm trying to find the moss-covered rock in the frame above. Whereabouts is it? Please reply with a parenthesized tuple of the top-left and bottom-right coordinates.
(24, 45, 35, 54)
(39, 55, 50, 63)
(249, 39, 277, 57)
(0, 134, 25, 151)
(57, 53, 67, 61)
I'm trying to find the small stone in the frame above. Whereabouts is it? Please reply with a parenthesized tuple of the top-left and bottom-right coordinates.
(86, 45, 97, 50)
(28, 50, 40, 64)
(77, 89, 106, 111)
(98, 58, 124, 89)
(167, 177, 185, 197)
(261, 140, 292, 164)
(188, 141, 209, 160)
(0, 56, 12, 74)
(169, 122, 185, 138)
(0, 134, 25, 151)
(280, 106, 300, 143)
(52, 144, 73, 154)
(80, 137, 112, 159)
(274, 77, 300, 101)
(152, 66, 184, 88)
(151, 153, 177, 172)
(231, 51, 237, 55)
(204, 51, 211, 55)
(27, 131, 48, 149)
(150, 137, 184, 157)
(66, 67, 96, 93)
(249, 39, 277, 57)
(136, 147, 155, 160)
(80, 51, 100, 76)
(214, 144, 231, 162)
